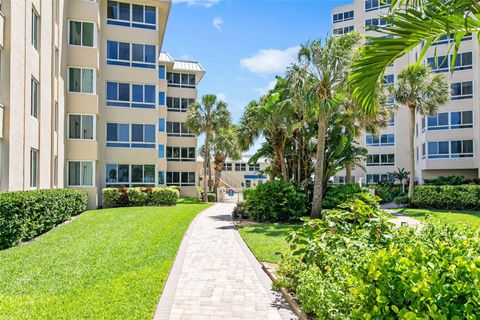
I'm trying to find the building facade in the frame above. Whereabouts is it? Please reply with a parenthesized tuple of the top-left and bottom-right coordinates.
(0, 0, 203, 208)
(332, 0, 479, 185)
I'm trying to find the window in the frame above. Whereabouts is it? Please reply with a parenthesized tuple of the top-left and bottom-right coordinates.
(222, 163, 232, 171)
(248, 164, 260, 171)
(68, 161, 94, 186)
(158, 171, 165, 185)
(69, 67, 94, 93)
(366, 154, 395, 166)
(427, 52, 473, 73)
(158, 144, 165, 158)
(450, 140, 474, 158)
(31, 77, 39, 118)
(366, 174, 394, 184)
(365, 18, 390, 28)
(69, 21, 94, 47)
(427, 141, 451, 159)
(167, 72, 195, 88)
(30, 149, 38, 188)
(332, 10, 354, 23)
(388, 114, 395, 126)
(432, 33, 472, 46)
(107, 1, 156, 30)
(159, 65, 166, 79)
(333, 26, 354, 35)
(158, 118, 166, 132)
(166, 172, 195, 186)
(32, 8, 39, 50)
(167, 97, 195, 112)
(235, 163, 247, 171)
(424, 111, 473, 131)
(166, 146, 196, 162)
(426, 140, 474, 159)
(68, 114, 95, 140)
(106, 123, 155, 148)
(166, 121, 195, 137)
(451, 81, 473, 100)
(365, 0, 392, 11)
(106, 82, 155, 108)
(366, 134, 394, 146)
(106, 164, 155, 187)
(107, 41, 156, 69)
(384, 74, 394, 85)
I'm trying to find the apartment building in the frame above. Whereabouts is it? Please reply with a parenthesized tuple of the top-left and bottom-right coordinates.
(332, 0, 479, 185)
(0, 0, 204, 209)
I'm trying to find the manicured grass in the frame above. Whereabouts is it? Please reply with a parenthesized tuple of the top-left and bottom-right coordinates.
(396, 208, 480, 226)
(0, 203, 210, 319)
(238, 223, 300, 263)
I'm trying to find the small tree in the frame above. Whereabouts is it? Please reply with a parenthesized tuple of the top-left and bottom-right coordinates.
(389, 168, 410, 193)
(391, 64, 448, 204)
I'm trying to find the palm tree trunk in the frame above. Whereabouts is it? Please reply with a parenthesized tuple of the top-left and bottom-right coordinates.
(345, 165, 352, 184)
(311, 114, 327, 218)
(408, 104, 416, 205)
(208, 159, 212, 192)
(203, 129, 210, 202)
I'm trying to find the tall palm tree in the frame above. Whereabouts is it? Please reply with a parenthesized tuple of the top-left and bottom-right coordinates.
(298, 32, 361, 218)
(349, 0, 480, 112)
(210, 126, 242, 193)
(186, 94, 230, 202)
(392, 64, 448, 202)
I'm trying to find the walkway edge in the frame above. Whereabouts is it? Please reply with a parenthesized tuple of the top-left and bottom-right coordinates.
(152, 204, 210, 320)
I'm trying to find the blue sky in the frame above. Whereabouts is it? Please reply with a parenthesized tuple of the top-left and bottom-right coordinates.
(163, 0, 351, 150)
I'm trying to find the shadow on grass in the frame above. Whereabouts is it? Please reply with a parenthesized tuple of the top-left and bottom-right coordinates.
(240, 223, 301, 238)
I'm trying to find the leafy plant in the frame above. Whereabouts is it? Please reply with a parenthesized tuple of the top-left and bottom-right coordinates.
(151, 188, 179, 206)
(424, 175, 471, 186)
(412, 185, 480, 210)
(244, 180, 308, 222)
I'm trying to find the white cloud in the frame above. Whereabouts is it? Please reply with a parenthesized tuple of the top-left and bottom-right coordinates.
(213, 17, 223, 31)
(172, 0, 219, 8)
(240, 46, 300, 75)
(255, 80, 277, 96)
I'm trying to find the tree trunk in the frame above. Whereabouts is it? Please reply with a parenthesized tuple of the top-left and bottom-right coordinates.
(213, 159, 224, 195)
(208, 159, 212, 192)
(408, 104, 416, 206)
(203, 129, 210, 202)
(311, 114, 327, 218)
(345, 165, 352, 184)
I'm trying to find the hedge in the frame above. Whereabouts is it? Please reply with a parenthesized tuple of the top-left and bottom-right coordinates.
(412, 185, 480, 210)
(102, 187, 179, 208)
(0, 189, 87, 249)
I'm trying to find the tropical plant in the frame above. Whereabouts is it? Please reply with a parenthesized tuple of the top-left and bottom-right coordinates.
(210, 125, 242, 193)
(349, 0, 480, 112)
(391, 64, 449, 202)
(186, 94, 230, 202)
(389, 168, 410, 193)
(297, 32, 361, 218)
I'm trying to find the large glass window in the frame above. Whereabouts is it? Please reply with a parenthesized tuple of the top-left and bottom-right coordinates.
(235, 163, 247, 171)
(366, 134, 394, 146)
(451, 140, 474, 158)
(366, 154, 395, 166)
(451, 111, 473, 129)
(69, 21, 94, 47)
(424, 111, 473, 131)
(166, 147, 196, 161)
(451, 81, 473, 100)
(106, 123, 155, 148)
(106, 164, 155, 187)
(107, 41, 156, 69)
(167, 72, 196, 88)
(365, 0, 391, 11)
(68, 114, 95, 140)
(107, 1, 156, 30)
(106, 81, 155, 108)
(166, 172, 195, 186)
(68, 161, 94, 186)
(332, 10, 354, 23)
(69, 67, 94, 93)
(167, 97, 195, 112)
(366, 174, 394, 184)
(427, 52, 473, 72)
(166, 121, 195, 137)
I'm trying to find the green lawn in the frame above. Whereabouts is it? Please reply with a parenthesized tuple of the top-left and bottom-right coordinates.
(238, 223, 299, 263)
(0, 203, 210, 319)
(396, 208, 480, 226)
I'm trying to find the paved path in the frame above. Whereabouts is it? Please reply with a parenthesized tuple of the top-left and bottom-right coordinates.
(385, 209, 422, 228)
(154, 203, 297, 320)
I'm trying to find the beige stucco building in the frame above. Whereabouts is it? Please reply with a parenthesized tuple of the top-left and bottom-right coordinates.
(332, 0, 479, 184)
(0, 0, 203, 208)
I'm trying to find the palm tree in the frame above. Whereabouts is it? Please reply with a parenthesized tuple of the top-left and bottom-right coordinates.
(186, 94, 230, 202)
(211, 126, 242, 193)
(298, 32, 361, 218)
(391, 64, 448, 202)
(349, 0, 480, 112)
(389, 168, 410, 193)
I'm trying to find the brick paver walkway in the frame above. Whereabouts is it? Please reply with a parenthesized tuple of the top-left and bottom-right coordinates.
(153, 203, 297, 320)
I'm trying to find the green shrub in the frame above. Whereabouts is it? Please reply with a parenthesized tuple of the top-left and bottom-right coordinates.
(244, 180, 308, 222)
(370, 183, 402, 203)
(394, 194, 408, 208)
(243, 188, 254, 201)
(277, 198, 480, 319)
(232, 201, 247, 218)
(412, 185, 480, 210)
(322, 184, 368, 209)
(151, 187, 179, 206)
(126, 188, 150, 206)
(424, 175, 471, 185)
(102, 188, 128, 208)
(0, 189, 87, 249)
